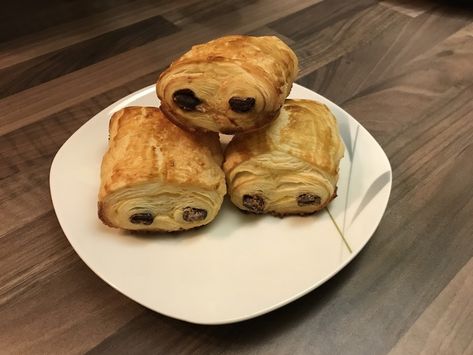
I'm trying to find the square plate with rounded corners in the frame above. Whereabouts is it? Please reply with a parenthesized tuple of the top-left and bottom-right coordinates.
(50, 83, 391, 325)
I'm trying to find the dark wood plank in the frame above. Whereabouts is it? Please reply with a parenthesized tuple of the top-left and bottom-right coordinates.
(390, 256, 473, 355)
(280, 4, 408, 77)
(0, 16, 178, 99)
(0, 0, 144, 43)
(269, 0, 376, 41)
(297, 5, 471, 104)
(0, 214, 142, 354)
(341, 22, 473, 147)
(164, 0, 260, 26)
(0, 211, 76, 305)
(0, 0, 198, 69)
(86, 311, 227, 354)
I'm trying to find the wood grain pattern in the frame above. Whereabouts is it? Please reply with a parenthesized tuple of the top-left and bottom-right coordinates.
(297, 6, 471, 104)
(0, 213, 142, 354)
(275, 3, 408, 77)
(0, 0, 197, 69)
(0, 15, 178, 98)
(0, 0, 139, 43)
(1, 0, 472, 353)
(379, 0, 434, 17)
(389, 257, 473, 355)
(0, 0, 320, 135)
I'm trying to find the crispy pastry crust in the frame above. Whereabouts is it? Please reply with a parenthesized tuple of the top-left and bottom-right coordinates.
(224, 99, 344, 216)
(98, 106, 226, 232)
(156, 35, 298, 134)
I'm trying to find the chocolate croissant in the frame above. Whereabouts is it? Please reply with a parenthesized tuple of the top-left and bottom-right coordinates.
(98, 107, 226, 232)
(224, 99, 344, 216)
(156, 35, 298, 134)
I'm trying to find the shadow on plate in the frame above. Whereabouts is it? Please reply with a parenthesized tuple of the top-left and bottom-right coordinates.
(89, 245, 373, 353)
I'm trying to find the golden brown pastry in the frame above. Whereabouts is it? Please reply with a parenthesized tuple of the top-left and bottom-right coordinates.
(224, 99, 344, 216)
(98, 106, 226, 232)
(156, 35, 298, 134)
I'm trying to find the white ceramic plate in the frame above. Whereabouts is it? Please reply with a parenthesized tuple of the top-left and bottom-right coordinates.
(50, 83, 391, 325)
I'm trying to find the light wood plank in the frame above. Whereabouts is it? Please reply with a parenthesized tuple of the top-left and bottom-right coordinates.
(390, 256, 473, 355)
(380, 0, 433, 18)
(293, 4, 406, 77)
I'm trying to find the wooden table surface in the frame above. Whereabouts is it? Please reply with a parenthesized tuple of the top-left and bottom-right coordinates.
(1, 0, 473, 354)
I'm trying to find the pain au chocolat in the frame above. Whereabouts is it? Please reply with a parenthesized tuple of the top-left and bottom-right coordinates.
(98, 107, 226, 232)
(156, 35, 298, 134)
(223, 99, 344, 216)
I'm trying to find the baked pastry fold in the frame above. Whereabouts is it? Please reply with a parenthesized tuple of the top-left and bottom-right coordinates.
(98, 107, 226, 231)
(156, 35, 298, 134)
(224, 99, 344, 216)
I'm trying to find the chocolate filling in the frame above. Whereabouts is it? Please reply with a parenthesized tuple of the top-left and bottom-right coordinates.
(183, 207, 207, 222)
(229, 97, 255, 113)
(243, 194, 265, 213)
(130, 212, 154, 225)
(297, 193, 321, 207)
(173, 89, 201, 111)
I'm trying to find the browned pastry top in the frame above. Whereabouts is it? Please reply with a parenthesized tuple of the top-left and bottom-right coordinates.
(99, 106, 224, 200)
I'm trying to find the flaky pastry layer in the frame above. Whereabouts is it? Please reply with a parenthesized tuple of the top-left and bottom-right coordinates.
(224, 99, 344, 216)
(98, 107, 226, 231)
(156, 35, 298, 134)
